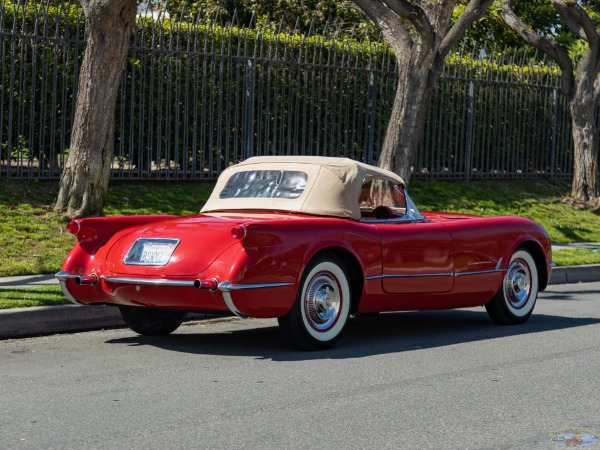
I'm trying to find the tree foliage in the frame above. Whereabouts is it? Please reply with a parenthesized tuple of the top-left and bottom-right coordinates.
(166, 0, 379, 38)
(459, 0, 600, 58)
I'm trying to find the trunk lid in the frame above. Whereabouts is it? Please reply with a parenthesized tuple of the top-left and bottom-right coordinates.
(106, 215, 241, 276)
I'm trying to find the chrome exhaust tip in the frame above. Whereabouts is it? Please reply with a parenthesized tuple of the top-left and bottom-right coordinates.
(75, 274, 98, 286)
(194, 279, 218, 291)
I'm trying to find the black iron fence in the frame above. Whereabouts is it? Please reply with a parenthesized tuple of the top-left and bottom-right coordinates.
(0, 0, 589, 180)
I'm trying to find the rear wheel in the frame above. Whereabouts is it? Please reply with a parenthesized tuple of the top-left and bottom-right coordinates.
(485, 249, 539, 325)
(119, 307, 187, 336)
(278, 253, 351, 350)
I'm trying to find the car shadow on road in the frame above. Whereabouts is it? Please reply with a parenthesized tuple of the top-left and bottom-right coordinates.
(105, 309, 600, 361)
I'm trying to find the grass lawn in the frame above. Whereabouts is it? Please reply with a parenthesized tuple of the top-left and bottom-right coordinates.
(0, 285, 68, 309)
(1, 178, 599, 279)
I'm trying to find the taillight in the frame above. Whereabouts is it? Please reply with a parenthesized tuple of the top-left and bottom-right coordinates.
(65, 220, 97, 241)
(66, 220, 80, 235)
(231, 225, 247, 240)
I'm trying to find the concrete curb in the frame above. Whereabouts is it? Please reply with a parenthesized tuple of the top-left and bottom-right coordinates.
(548, 264, 600, 285)
(0, 304, 124, 339)
(0, 305, 224, 340)
(0, 265, 598, 340)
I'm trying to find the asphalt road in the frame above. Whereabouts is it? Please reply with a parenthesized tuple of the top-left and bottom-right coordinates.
(2, 282, 600, 449)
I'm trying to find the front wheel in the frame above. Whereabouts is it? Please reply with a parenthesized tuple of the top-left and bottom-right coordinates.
(119, 307, 187, 336)
(278, 254, 351, 350)
(485, 249, 539, 325)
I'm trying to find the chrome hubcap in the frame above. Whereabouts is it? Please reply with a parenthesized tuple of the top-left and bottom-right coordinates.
(504, 259, 531, 309)
(304, 272, 341, 331)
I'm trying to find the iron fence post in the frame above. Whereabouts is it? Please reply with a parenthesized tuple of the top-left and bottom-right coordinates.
(465, 79, 475, 181)
(244, 58, 255, 160)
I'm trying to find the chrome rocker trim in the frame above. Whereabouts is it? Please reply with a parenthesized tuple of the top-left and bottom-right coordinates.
(217, 281, 294, 292)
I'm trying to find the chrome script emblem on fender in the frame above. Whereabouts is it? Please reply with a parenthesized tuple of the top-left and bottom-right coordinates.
(124, 238, 180, 266)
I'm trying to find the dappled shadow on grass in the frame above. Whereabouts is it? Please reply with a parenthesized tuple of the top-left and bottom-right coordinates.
(105, 182, 215, 216)
(554, 224, 594, 242)
(410, 179, 570, 214)
(105, 308, 600, 362)
(0, 180, 58, 207)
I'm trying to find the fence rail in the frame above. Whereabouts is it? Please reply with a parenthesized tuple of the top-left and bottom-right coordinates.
(0, 0, 591, 181)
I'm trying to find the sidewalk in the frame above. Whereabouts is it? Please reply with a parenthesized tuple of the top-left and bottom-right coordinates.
(1, 244, 599, 340)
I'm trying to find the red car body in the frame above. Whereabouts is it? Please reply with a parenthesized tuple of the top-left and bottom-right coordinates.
(57, 157, 552, 350)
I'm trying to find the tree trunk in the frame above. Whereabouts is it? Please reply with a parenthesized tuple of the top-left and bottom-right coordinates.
(377, 50, 436, 183)
(570, 89, 599, 206)
(350, 1, 494, 184)
(55, 0, 136, 218)
(501, 0, 600, 210)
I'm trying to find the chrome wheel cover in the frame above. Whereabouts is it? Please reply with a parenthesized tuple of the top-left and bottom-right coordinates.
(303, 271, 342, 331)
(504, 258, 531, 309)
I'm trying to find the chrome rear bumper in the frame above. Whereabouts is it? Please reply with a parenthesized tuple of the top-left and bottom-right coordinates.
(55, 271, 293, 318)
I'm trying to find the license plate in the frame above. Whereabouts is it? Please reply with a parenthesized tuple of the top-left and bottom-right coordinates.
(124, 238, 180, 266)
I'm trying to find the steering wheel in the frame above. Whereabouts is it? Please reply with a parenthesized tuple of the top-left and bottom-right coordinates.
(373, 205, 392, 220)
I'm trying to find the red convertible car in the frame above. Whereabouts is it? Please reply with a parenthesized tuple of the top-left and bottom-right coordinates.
(57, 156, 553, 350)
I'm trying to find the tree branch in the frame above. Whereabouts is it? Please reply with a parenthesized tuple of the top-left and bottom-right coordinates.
(439, 0, 495, 59)
(501, 0, 575, 98)
(352, 0, 412, 49)
(550, 0, 600, 46)
(385, 0, 435, 48)
(551, 1, 600, 93)
(423, 0, 458, 35)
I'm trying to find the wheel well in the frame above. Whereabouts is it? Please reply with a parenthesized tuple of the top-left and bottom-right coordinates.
(517, 241, 549, 291)
(310, 247, 364, 315)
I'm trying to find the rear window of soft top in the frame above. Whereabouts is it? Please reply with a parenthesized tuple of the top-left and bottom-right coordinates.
(219, 170, 308, 199)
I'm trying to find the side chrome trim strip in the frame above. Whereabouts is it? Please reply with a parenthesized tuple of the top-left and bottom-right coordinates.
(217, 281, 294, 292)
(102, 276, 195, 287)
(365, 273, 453, 281)
(455, 269, 506, 277)
(366, 268, 506, 281)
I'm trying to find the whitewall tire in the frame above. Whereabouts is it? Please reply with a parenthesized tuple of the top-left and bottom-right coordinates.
(278, 253, 351, 350)
(486, 249, 539, 325)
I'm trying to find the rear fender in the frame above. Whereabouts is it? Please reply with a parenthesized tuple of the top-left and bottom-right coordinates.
(66, 215, 176, 255)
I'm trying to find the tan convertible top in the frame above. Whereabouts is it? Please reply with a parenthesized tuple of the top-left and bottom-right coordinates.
(201, 156, 405, 219)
